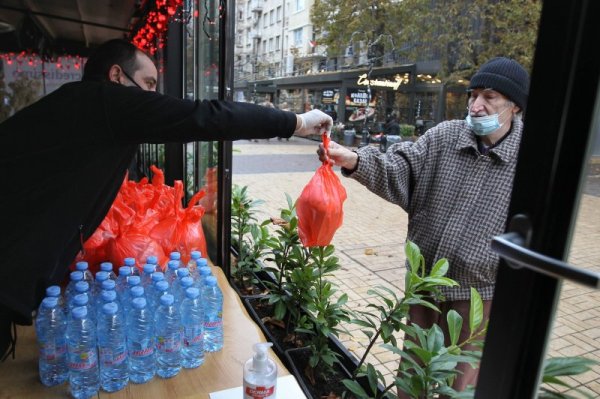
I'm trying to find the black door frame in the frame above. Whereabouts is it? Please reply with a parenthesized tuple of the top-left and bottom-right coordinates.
(476, 1, 600, 398)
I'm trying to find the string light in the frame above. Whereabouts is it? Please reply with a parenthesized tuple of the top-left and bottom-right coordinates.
(0, 52, 85, 74)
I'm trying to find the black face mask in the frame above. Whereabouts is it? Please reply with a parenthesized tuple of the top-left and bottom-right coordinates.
(120, 67, 143, 90)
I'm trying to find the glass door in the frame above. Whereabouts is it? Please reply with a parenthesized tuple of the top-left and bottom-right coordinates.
(476, 1, 600, 397)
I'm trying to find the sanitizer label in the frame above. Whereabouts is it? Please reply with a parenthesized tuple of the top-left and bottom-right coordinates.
(244, 383, 275, 399)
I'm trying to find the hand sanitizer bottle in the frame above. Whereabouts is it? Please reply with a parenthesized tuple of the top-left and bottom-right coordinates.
(243, 342, 277, 399)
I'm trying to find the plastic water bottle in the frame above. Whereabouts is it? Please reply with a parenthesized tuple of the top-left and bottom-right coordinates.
(67, 306, 99, 399)
(173, 269, 191, 306)
(154, 294, 182, 378)
(146, 255, 159, 271)
(197, 265, 212, 290)
(97, 302, 128, 392)
(71, 293, 96, 325)
(177, 277, 195, 307)
(151, 271, 165, 285)
(165, 260, 180, 285)
(180, 287, 205, 369)
(65, 271, 84, 308)
(203, 276, 223, 352)
(40, 285, 64, 315)
(97, 290, 118, 319)
(141, 264, 156, 289)
(187, 251, 202, 281)
(93, 271, 109, 304)
(116, 266, 132, 303)
(122, 275, 141, 315)
(99, 262, 117, 280)
(127, 297, 156, 383)
(35, 297, 68, 386)
(75, 261, 94, 287)
(124, 257, 140, 276)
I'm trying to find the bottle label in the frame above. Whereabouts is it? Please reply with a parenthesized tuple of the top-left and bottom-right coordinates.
(183, 326, 204, 347)
(99, 345, 127, 366)
(204, 319, 223, 329)
(244, 383, 276, 399)
(156, 334, 182, 352)
(40, 340, 67, 361)
(68, 349, 97, 370)
(130, 343, 154, 358)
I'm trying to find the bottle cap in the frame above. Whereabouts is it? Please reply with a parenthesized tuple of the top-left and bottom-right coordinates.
(95, 271, 109, 282)
(75, 281, 89, 293)
(124, 258, 136, 266)
(119, 266, 132, 276)
(102, 302, 119, 315)
(167, 260, 180, 271)
(70, 271, 84, 281)
(45, 285, 61, 297)
(72, 306, 87, 319)
(75, 261, 89, 271)
(128, 276, 141, 286)
(101, 280, 116, 291)
(190, 250, 201, 259)
(181, 276, 194, 288)
(199, 266, 211, 276)
(160, 294, 174, 306)
(177, 268, 190, 278)
(42, 297, 58, 309)
(169, 252, 181, 260)
(101, 290, 117, 303)
(132, 297, 147, 309)
(151, 272, 165, 282)
(155, 280, 169, 292)
(205, 276, 217, 286)
(185, 287, 200, 299)
(143, 264, 156, 274)
(130, 285, 144, 298)
(146, 255, 158, 265)
(252, 342, 273, 372)
(197, 258, 208, 267)
(73, 293, 88, 306)
(100, 262, 113, 272)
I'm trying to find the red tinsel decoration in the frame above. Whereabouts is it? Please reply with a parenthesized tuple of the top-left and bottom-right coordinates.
(132, 0, 184, 55)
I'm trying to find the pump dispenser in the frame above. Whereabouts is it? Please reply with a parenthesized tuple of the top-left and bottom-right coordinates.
(243, 342, 277, 398)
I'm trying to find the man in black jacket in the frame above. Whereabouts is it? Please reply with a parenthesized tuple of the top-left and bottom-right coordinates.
(0, 39, 332, 359)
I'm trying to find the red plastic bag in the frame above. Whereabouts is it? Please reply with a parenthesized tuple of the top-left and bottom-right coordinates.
(296, 133, 347, 247)
(149, 181, 208, 265)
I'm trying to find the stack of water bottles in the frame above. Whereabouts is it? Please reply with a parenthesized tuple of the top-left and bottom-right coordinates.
(34, 252, 223, 398)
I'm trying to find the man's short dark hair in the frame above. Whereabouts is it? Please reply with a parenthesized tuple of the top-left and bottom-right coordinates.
(82, 39, 141, 82)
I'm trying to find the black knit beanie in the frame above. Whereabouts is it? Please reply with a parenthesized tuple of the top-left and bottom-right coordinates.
(468, 57, 530, 111)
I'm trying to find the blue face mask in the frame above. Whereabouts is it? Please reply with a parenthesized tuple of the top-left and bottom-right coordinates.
(466, 107, 510, 136)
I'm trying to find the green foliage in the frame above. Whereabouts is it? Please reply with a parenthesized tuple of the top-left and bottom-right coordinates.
(538, 357, 599, 399)
(231, 185, 271, 285)
(399, 124, 415, 137)
(311, 0, 542, 79)
(343, 241, 481, 399)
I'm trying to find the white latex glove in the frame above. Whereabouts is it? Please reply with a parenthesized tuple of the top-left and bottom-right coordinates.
(294, 109, 333, 137)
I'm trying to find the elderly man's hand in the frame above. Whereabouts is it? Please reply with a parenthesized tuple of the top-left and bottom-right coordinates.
(294, 109, 333, 137)
(317, 140, 359, 170)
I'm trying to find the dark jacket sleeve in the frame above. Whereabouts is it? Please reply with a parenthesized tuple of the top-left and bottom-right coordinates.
(100, 82, 297, 144)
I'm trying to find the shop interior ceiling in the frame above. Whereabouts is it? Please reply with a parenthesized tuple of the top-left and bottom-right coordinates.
(0, 0, 143, 56)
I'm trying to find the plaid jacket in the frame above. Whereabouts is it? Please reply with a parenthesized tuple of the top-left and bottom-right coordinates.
(349, 118, 523, 301)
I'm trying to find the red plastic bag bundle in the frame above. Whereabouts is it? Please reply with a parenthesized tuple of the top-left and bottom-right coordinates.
(77, 165, 207, 274)
(296, 133, 347, 247)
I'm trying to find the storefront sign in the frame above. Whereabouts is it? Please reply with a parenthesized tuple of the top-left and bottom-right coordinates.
(321, 89, 338, 104)
(356, 73, 409, 90)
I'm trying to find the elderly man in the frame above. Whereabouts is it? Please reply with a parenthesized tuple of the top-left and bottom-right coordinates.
(318, 57, 529, 394)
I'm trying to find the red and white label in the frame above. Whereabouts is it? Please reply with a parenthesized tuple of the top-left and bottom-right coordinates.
(244, 383, 275, 399)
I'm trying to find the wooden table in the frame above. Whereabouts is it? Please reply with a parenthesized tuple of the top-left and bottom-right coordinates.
(0, 266, 288, 398)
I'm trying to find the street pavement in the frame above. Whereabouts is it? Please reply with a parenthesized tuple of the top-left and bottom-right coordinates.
(232, 137, 600, 397)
